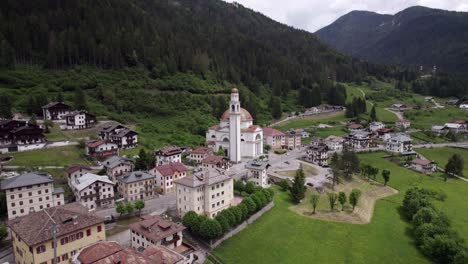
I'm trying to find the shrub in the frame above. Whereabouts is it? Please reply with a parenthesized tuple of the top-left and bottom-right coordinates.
(193, 215, 209, 236)
(199, 219, 222, 240)
(278, 179, 289, 192)
(229, 206, 243, 225)
(220, 209, 236, 227)
(182, 211, 199, 232)
(215, 214, 230, 233)
(251, 195, 262, 211)
(241, 197, 257, 215)
(266, 188, 275, 199)
(244, 181, 256, 194)
(238, 203, 249, 221)
(234, 180, 245, 192)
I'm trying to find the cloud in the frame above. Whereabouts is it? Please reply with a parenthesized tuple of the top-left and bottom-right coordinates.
(224, 0, 468, 32)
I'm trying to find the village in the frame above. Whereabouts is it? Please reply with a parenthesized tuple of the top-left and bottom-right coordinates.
(0, 87, 467, 264)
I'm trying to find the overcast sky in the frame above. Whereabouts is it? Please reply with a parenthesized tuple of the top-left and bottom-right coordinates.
(224, 0, 468, 32)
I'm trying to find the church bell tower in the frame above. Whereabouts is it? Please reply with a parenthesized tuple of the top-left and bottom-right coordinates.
(229, 88, 241, 163)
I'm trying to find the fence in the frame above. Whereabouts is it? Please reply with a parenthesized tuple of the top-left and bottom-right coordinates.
(209, 201, 274, 249)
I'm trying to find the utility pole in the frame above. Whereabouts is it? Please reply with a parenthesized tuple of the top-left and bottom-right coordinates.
(44, 209, 58, 264)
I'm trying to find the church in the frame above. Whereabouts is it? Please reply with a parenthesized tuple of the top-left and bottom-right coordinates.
(206, 88, 263, 163)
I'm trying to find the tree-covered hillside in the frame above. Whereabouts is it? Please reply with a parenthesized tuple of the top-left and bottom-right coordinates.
(316, 6, 468, 74)
(0, 0, 408, 148)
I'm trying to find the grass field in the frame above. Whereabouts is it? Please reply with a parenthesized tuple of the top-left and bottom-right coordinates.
(274, 112, 346, 131)
(404, 107, 468, 129)
(415, 147, 468, 177)
(44, 123, 68, 142)
(0, 146, 91, 167)
(410, 131, 448, 144)
(311, 126, 347, 138)
(213, 152, 468, 264)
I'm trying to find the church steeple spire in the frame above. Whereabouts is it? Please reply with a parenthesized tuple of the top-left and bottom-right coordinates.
(229, 88, 241, 163)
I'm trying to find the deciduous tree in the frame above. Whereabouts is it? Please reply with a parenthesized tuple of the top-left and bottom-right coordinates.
(310, 194, 320, 214)
(349, 189, 362, 211)
(338, 192, 347, 211)
(327, 192, 338, 210)
(290, 167, 306, 203)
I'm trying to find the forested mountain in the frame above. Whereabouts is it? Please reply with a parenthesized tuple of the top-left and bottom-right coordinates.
(316, 6, 468, 74)
(0, 0, 409, 147)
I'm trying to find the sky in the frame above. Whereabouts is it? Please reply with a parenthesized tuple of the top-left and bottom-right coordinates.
(224, 0, 468, 32)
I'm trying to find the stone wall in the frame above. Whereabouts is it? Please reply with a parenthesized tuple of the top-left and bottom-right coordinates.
(210, 201, 274, 249)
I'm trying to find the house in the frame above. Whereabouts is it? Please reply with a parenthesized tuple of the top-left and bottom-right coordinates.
(154, 146, 183, 166)
(103, 156, 134, 182)
(99, 124, 138, 149)
(201, 155, 230, 170)
(175, 169, 233, 218)
(63, 111, 97, 130)
(245, 160, 271, 188)
(263, 127, 285, 150)
(0, 171, 65, 220)
(410, 159, 437, 174)
(444, 123, 467, 133)
(306, 144, 329, 167)
(395, 119, 411, 130)
(9, 202, 105, 264)
(369, 121, 385, 132)
(118, 171, 155, 202)
(72, 241, 193, 264)
(323, 135, 344, 152)
(445, 99, 459, 106)
(391, 103, 409, 111)
(310, 137, 323, 146)
(386, 133, 413, 153)
(347, 123, 364, 132)
(85, 140, 118, 159)
(42, 102, 72, 120)
(71, 173, 115, 210)
(257, 131, 279, 148)
(129, 215, 185, 251)
(376, 128, 394, 141)
(149, 162, 187, 194)
(0, 120, 45, 153)
(284, 129, 302, 150)
(344, 131, 372, 150)
(425, 97, 433, 102)
(187, 147, 212, 164)
(66, 165, 92, 189)
(459, 102, 468, 110)
(431, 125, 448, 136)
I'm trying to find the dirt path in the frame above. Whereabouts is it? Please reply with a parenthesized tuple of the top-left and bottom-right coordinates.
(384, 108, 404, 121)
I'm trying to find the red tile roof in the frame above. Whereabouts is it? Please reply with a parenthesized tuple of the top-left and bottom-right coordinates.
(348, 123, 363, 129)
(86, 140, 106, 148)
(65, 164, 92, 174)
(376, 128, 393, 133)
(129, 215, 185, 244)
(155, 146, 183, 156)
(241, 125, 260, 133)
(208, 124, 220, 130)
(154, 162, 187, 177)
(220, 108, 253, 121)
(190, 147, 212, 155)
(202, 155, 227, 165)
(263, 127, 285, 137)
(412, 159, 432, 166)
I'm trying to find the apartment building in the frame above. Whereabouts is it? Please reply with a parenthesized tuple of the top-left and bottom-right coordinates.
(8, 203, 105, 264)
(0, 171, 64, 220)
(129, 215, 185, 250)
(175, 169, 233, 218)
(103, 156, 134, 183)
(149, 163, 187, 194)
(71, 173, 115, 210)
(154, 146, 183, 166)
(66, 165, 92, 189)
(118, 171, 155, 201)
(245, 160, 271, 188)
(187, 147, 212, 164)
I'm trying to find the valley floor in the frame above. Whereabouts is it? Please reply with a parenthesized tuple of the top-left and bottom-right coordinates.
(212, 152, 468, 264)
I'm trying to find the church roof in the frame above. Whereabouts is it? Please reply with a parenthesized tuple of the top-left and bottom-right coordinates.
(220, 108, 253, 122)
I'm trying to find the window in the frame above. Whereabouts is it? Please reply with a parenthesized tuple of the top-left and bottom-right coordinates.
(69, 234, 75, 241)
(86, 229, 91, 236)
(60, 237, 68, 245)
(45, 189, 48, 193)
(39, 198, 42, 202)
(38, 190, 42, 195)
(97, 225, 102, 232)
(12, 210, 16, 215)
(61, 253, 68, 260)
(11, 202, 15, 207)
(20, 209, 24, 213)
(10, 195, 14, 199)
(28, 192, 32, 196)
(46, 196, 49, 200)
(36, 245, 46, 254)
(76, 232, 83, 239)
(19, 193, 22, 198)
(29, 199, 33, 204)
(19, 201, 23, 205)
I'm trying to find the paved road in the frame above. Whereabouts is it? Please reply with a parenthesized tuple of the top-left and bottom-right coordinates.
(414, 141, 468, 149)
(95, 193, 177, 218)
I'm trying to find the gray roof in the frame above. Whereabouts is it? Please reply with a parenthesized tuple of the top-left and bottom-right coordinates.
(103, 156, 134, 169)
(389, 133, 412, 142)
(175, 170, 231, 188)
(53, 187, 64, 194)
(118, 171, 153, 184)
(245, 160, 270, 170)
(1, 171, 53, 190)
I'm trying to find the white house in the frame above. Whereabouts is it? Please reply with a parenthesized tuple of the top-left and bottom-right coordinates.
(149, 162, 188, 194)
(386, 133, 413, 153)
(71, 173, 115, 210)
(369, 121, 385, 132)
(459, 102, 468, 110)
(187, 147, 213, 163)
(62, 111, 97, 130)
(324, 135, 344, 152)
(444, 123, 466, 133)
(99, 124, 138, 149)
(206, 88, 263, 162)
(345, 131, 372, 150)
(245, 160, 271, 188)
(154, 146, 183, 166)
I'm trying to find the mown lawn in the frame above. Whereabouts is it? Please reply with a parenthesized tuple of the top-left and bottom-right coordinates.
(415, 147, 468, 177)
(274, 112, 346, 131)
(213, 152, 468, 264)
(44, 123, 68, 142)
(404, 106, 468, 129)
(0, 145, 91, 167)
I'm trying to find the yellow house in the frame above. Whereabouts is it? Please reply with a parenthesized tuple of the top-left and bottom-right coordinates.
(8, 202, 105, 264)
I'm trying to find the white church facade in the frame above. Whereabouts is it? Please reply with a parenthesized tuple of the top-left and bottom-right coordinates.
(206, 88, 263, 163)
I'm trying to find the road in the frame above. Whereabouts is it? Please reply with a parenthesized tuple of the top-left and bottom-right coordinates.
(95, 193, 177, 218)
(413, 141, 468, 149)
